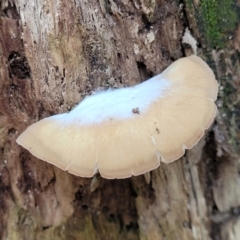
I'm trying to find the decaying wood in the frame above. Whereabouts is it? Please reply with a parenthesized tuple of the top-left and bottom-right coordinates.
(0, 0, 239, 239)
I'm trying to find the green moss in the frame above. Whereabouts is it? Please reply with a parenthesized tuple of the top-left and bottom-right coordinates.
(199, 0, 239, 48)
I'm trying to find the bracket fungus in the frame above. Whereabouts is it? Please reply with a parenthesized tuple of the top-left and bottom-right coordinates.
(17, 55, 218, 179)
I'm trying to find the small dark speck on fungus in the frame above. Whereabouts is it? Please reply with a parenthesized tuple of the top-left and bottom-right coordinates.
(132, 107, 140, 114)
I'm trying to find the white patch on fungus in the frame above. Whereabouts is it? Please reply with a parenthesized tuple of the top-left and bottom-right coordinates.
(52, 74, 170, 126)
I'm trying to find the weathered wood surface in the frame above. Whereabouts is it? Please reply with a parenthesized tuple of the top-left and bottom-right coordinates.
(0, 0, 239, 239)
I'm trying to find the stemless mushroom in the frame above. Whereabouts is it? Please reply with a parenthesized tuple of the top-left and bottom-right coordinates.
(17, 55, 218, 179)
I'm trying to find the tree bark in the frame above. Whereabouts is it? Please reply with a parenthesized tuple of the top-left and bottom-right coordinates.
(0, 0, 239, 239)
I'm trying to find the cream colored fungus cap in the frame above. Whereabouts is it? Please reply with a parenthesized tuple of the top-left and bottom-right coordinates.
(17, 55, 218, 179)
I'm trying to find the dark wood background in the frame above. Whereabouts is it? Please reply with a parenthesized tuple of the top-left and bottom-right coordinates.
(0, 0, 240, 239)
